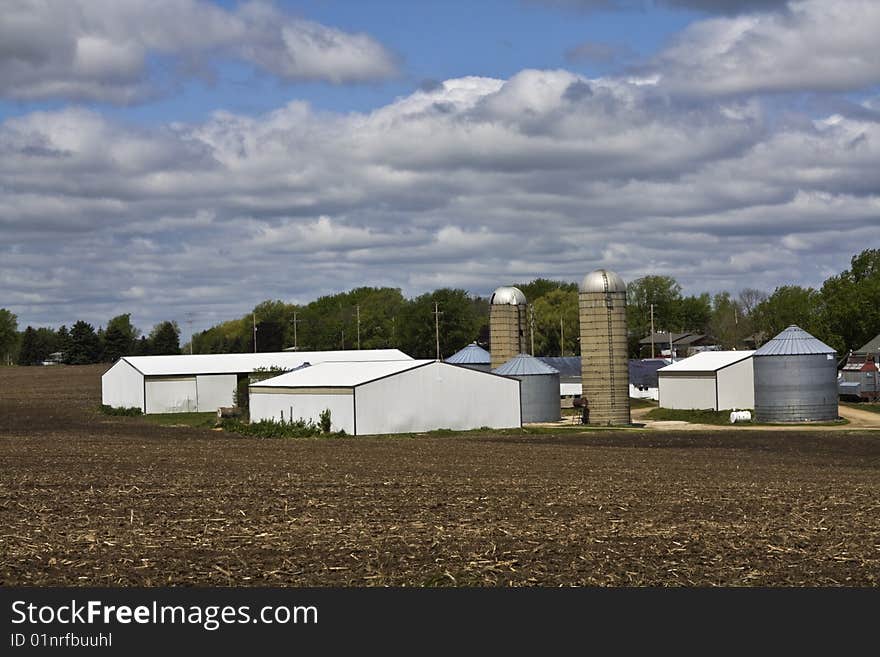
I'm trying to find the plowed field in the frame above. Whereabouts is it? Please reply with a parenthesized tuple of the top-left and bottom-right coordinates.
(1, 365, 878, 586)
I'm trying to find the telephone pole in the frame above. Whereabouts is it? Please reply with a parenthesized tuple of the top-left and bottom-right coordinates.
(252, 313, 257, 353)
(356, 305, 361, 350)
(185, 312, 195, 355)
(650, 303, 655, 359)
(560, 316, 564, 357)
(291, 312, 301, 351)
(433, 302, 443, 360)
(529, 305, 535, 355)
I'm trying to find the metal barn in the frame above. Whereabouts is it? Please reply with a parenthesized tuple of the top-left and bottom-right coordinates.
(101, 349, 412, 414)
(249, 360, 521, 435)
(658, 351, 755, 410)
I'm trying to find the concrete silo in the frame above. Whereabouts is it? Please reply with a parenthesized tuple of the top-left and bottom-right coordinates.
(578, 269, 630, 425)
(494, 354, 561, 423)
(489, 286, 529, 370)
(753, 325, 838, 422)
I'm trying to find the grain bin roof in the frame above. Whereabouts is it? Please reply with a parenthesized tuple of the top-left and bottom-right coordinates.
(490, 286, 527, 305)
(493, 354, 559, 376)
(253, 359, 432, 388)
(120, 349, 412, 376)
(658, 351, 754, 374)
(446, 342, 491, 365)
(753, 325, 835, 356)
(579, 269, 626, 293)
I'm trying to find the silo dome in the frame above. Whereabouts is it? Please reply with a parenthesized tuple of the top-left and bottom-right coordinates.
(580, 269, 626, 294)
(490, 286, 527, 305)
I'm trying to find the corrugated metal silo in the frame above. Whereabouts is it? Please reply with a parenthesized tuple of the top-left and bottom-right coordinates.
(445, 342, 492, 372)
(489, 286, 529, 370)
(494, 354, 560, 423)
(753, 325, 838, 422)
(578, 269, 630, 425)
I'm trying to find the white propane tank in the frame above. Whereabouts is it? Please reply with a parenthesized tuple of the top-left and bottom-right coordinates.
(729, 410, 752, 424)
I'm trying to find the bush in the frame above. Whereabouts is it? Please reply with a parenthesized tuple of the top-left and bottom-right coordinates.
(319, 408, 332, 434)
(100, 404, 143, 416)
(219, 417, 323, 439)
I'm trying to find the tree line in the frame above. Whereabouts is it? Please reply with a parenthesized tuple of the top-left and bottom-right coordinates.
(2, 248, 876, 365)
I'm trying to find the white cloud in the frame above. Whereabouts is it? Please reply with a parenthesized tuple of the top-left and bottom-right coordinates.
(1, 69, 878, 332)
(651, 0, 880, 96)
(0, 0, 398, 103)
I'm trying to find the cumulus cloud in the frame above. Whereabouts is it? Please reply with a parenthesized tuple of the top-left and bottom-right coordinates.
(0, 0, 398, 103)
(532, 0, 790, 14)
(649, 0, 880, 96)
(2, 68, 878, 332)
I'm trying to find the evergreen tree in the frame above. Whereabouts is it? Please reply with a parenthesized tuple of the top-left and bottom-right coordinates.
(103, 314, 139, 362)
(67, 321, 102, 364)
(149, 321, 181, 355)
(17, 327, 42, 365)
(0, 308, 18, 365)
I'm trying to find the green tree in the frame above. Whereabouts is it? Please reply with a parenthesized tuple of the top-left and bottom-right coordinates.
(0, 309, 19, 365)
(516, 279, 578, 304)
(67, 321, 102, 364)
(398, 289, 481, 359)
(531, 288, 579, 356)
(626, 275, 683, 356)
(819, 248, 880, 353)
(678, 294, 712, 334)
(709, 292, 744, 349)
(17, 327, 42, 365)
(751, 286, 821, 347)
(103, 313, 139, 362)
(149, 321, 181, 355)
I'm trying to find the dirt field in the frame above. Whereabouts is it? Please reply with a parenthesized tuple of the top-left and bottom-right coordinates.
(1, 365, 879, 586)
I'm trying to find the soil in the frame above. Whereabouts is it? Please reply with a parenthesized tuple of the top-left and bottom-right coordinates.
(1, 364, 879, 586)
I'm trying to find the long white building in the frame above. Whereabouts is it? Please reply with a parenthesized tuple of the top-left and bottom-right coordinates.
(658, 351, 755, 411)
(249, 360, 522, 435)
(101, 350, 412, 414)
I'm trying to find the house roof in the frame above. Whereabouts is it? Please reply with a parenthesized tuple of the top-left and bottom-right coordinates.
(445, 342, 490, 365)
(753, 325, 835, 357)
(493, 354, 559, 376)
(659, 350, 754, 374)
(251, 359, 433, 388)
(638, 332, 709, 346)
(120, 349, 412, 376)
(857, 332, 880, 354)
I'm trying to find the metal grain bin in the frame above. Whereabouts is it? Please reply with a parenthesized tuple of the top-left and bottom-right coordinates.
(494, 354, 561, 423)
(445, 342, 492, 372)
(753, 325, 838, 422)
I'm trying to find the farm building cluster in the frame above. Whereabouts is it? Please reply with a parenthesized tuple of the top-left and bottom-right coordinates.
(102, 269, 879, 435)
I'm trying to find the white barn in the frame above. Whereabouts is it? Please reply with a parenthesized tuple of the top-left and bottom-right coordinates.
(101, 350, 412, 414)
(249, 360, 522, 435)
(658, 351, 755, 411)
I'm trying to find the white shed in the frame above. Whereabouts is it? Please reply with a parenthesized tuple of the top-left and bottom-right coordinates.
(101, 349, 412, 414)
(249, 360, 522, 435)
(658, 351, 755, 411)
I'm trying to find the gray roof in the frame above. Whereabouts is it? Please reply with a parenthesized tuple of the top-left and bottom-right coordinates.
(537, 356, 581, 377)
(445, 342, 491, 365)
(580, 269, 626, 293)
(754, 325, 836, 357)
(493, 354, 559, 376)
(629, 359, 667, 387)
(857, 332, 880, 354)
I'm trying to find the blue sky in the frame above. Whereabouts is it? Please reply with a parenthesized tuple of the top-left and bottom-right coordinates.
(1, 0, 878, 340)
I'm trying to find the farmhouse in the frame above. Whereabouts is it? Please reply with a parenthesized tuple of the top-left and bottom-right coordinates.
(658, 351, 755, 411)
(249, 360, 521, 435)
(101, 349, 412, 414)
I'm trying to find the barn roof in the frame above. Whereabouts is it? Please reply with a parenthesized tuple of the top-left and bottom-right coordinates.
(753, 325, 835, 356)
(857, 332, 880, 355)
(629, 359, 668, 387)
(659, 351, 754, 374)
(252, 359, 433, 388)
(120, 349, 412, 376)
(537, 356, 581, 377)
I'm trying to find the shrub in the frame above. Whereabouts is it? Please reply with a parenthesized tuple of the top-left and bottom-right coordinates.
(319, 408, 332, 433)
(219, 417, 322, 439)
(100, 404, 143, 416)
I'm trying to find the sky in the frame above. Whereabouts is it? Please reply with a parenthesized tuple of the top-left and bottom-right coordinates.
(2, 0, 879, 343)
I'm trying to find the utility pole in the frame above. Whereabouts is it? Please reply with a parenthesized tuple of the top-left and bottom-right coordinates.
(252, 313, 257, 353)
(356, 305, 361, 350)
(560, 316, 564, 357)
(433, 302, 443, 360)
(185, 312, 195, 355)
(650, 303, 655, 359)
(291, 312, 301, 351)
